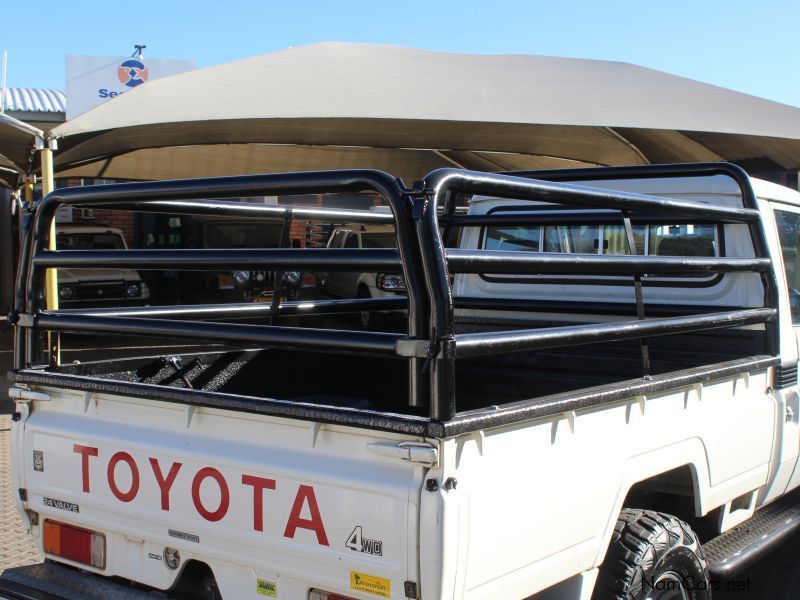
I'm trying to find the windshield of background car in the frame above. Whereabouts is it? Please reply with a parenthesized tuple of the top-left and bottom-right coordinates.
(360, 233, 397, 248)
(205, 223, 282, 248)
(57, 232, 125, 250)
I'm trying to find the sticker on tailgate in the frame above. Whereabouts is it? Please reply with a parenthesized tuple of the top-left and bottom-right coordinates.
(33, 450, 44, 472)
(256, 578, 277, 597)
(350, 572, 390, 598)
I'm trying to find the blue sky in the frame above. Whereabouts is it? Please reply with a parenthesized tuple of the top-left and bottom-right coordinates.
(3, 0, 799, 107)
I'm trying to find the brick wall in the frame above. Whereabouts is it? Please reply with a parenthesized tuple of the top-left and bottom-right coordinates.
(290, 219, 309, 246)
(278, 193, 386, 248)
(56, 178, 137, 248)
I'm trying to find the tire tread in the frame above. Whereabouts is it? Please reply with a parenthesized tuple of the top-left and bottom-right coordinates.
(592, 509, 708, 600)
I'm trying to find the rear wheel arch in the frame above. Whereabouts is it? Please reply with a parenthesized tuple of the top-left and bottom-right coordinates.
(623, 465, 702, 525)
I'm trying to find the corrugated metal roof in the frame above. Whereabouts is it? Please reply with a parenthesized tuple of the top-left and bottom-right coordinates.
(2, 88, 66, 113)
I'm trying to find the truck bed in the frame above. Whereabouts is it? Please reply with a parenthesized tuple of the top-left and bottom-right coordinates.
(44, 323, 766, 417)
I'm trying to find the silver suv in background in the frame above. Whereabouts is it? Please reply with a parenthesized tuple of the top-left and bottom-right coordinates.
(55, 225, 149, 307)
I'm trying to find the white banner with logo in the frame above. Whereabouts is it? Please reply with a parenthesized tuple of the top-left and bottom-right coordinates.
(66, 54, 196, 119)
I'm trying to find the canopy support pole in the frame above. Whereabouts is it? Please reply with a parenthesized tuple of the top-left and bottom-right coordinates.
(41, 137, 59, 365)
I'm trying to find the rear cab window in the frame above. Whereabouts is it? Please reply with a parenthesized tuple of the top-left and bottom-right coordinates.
(482, 219, 719, 282)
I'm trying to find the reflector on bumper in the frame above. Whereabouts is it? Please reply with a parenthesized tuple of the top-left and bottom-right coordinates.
(309, 589, 358, 600)
(43, 520, 106, 569)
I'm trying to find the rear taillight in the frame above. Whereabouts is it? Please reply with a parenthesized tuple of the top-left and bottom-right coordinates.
(43, 520, 106, 569)
(308, 590, 358, 600)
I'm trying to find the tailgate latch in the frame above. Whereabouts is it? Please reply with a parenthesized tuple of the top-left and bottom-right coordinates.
(367, 441, 438, 465)
(8, 386, 51, 403)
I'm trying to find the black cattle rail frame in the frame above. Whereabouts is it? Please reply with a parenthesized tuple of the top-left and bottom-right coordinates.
(10, 163, 779, 428)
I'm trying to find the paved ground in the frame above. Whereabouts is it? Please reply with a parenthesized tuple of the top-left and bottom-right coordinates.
(0, 415, 43, 576)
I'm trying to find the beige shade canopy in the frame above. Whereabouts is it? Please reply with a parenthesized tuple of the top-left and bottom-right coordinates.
(51, 42, 800, 183)
(0, 113, 43, 188)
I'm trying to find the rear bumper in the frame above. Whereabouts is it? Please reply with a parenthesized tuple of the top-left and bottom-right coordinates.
(0, 562, 162, 600)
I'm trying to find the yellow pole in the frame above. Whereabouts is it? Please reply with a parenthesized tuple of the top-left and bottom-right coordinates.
(41, 142, 59, 364)
(41, 146, 57, 309)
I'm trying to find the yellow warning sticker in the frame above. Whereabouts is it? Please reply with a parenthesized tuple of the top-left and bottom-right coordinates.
(350, 571, 390, 598)
(256, 578, 277, 597)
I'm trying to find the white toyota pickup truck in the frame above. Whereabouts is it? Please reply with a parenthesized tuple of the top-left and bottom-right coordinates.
(3, 163, 800, 600)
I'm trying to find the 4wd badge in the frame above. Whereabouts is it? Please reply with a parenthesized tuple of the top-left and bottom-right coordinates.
(345, 525, 383, 556)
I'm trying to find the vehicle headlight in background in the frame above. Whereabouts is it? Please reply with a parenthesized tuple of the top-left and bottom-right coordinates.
(283, 271, 301, 286)
(139, 281, 150, 299)
(233, 270, 251, 285)
(125, 282, 141, 298)
(376, 274, 406, 291)
(58, 286, 74, 300)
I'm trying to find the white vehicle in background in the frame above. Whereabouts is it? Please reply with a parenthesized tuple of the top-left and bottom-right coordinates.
(316, 224, 405, 327)
(317, 224, 406, 298)
(4, 163, 800, 600)
(55, 225, 149, 307)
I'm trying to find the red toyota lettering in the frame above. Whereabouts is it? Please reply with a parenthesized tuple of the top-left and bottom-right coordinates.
(283, 484, 329, 546)
(242, 474, 276, 532)
(149, 458, 183, 511)
(107, 451, 140, 502)
(192, 467, 230, 522)
(73, 444, 98, 493)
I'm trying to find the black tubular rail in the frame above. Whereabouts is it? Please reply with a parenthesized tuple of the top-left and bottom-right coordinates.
(35, 314, 405, 356)
(446, 251, 770, 275)
(45, 297, 408, 320)
(454, 309, 776, 358)
(440, 212, 724, 227)
(15, 170, 429, 406)
(105, 198, 395, 223)
(32, 248, 403, 272)
(417, 165, 778, 419)
(13, 163, 779, 425)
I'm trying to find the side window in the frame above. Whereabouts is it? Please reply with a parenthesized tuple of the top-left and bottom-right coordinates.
(774, 209, 800, 324)
(543, 225, 597, 253)
(480, 215, 720, 283)
(485, 226, 540, 252)
(344, 233, 360, 248)
(602, 225, 646, 255)
(482, 221, 715, 257)
(329, 230, 346, 248)
(649, 224, 716, 257)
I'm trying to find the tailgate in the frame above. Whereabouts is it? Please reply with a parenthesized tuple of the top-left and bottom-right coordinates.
(12, 387, 431, 600)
